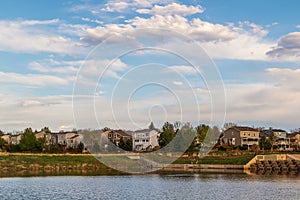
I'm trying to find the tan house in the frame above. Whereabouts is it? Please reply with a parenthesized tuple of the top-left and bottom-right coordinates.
(66, 134, 81, 148)
(288, 132, 300, 151)
(1, 134, 11, 144)
(35, 131, 51, 145)
(223, 126, 259, 149)
(50, 131, 80, 148)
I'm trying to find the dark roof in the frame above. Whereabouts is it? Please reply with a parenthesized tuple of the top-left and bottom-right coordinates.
(134, 129, 152, 133)
(231, 126, 258, 132)
(288, 132, 300, 138)
(69, 134, 80, 139)
(272, 129, 287, 133)
(112, 130, 131, 137)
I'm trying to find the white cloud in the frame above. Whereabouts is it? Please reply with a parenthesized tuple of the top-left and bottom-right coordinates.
(102, 1, 129, 12)
(29, 60, 79, 74)
(172, 81, 183, 86)
(0, 19, 83, 55)
(0, 94, 75, 132)
(266, 32, 300, 60)
(167, 65, 200, 75)
(223, 67, 300, 129)
(136, 3, 204, 16)
(0, 71, 73, 87)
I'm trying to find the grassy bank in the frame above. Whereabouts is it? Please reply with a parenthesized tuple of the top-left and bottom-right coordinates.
(0, 153, 126, 177)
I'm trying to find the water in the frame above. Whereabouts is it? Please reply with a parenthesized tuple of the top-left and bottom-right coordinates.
(0, 174, 299, 200)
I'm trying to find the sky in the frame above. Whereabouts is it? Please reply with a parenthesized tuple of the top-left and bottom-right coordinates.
(1, 0, 300, 132)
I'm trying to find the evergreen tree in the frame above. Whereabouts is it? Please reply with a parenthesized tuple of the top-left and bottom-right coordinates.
(19, 128, 37, 151)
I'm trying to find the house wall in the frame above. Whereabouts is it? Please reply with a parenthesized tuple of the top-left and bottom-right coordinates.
(223, 128, 241, 146)
(133, 130, 158, 151)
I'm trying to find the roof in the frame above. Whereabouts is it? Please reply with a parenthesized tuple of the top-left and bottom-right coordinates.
(230, 126, 258, 132)
(272, 129, 287, 133)
(288, 132, 300, 138)
(69, 134, 80, 139)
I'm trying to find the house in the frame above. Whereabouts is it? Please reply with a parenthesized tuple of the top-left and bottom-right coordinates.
(10, 134, 22, 145)
(35, 131, 51, 145)
(260, 129, 292, 151)
(223, 126, 259, 149)
(66, 134, 81, 148)
(1, 134, 11, 144)
(288, 132, 300, 151)
(50, 132, 67, 146)
(272, 129, 292, 151)
(132, 129, 159, 151)
(105, 129, 132, 146)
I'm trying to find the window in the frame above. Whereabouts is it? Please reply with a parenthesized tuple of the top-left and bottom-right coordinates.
(248, 132, 250, 136)
(254, 133, 256, 137)
(146, 139, 149, 142)
(243, 133, 246, 136)
(108, 133, 112, 138)
(142, 139, 146, 142)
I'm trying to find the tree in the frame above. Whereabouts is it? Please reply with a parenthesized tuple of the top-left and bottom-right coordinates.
(195, 124, 209, 144)
(76, 142, 84, 153)
(0, 130, 3, 135)
(259, 135, 271, 150)
(149, 122, 155, 130)
(41, 127, 51, 133)
(269, 132, 277, 151)
(19, 128, 37, 151)
(223, 122, 237, 131)
(0, 137, 6, 149)
(159, 122, 175, 147)
(118, 138, 132, 151)
(36, 136, 46, 151)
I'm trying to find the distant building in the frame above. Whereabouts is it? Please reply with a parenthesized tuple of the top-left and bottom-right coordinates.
(105, 130, 132, 146)
(260, 129, 292, 151)
(10, 134, 22, 145)
(223, 126, 259, 149)
(50, 131, 80, 148)
(288, 132, 300, 151)
(132, 129, 159, 151)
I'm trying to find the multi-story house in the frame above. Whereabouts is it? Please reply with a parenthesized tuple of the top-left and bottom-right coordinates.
(132, 129, 159, 151)
(260, 129, 292, 151)
(223, 126, 259, 150)
(288, 132, 300, 151)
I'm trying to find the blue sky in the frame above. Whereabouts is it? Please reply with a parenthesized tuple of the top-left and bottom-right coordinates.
(1, 0, 300, 132)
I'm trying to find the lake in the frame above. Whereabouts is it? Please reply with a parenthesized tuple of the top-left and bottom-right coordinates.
(0, 174, 299, 199)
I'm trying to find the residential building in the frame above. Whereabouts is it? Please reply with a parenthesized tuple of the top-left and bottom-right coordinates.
(223, 126, 259, 149)
(132, 129, 159, 151)
(66, 134, 81, 148)
(288, 132, 300, 151)
(10, 134, 22, 145)
(1, 134, 11, 144)
(260, 129, 292, 151)
(35, 131, 51, 145)
(105, 130, 132, 146)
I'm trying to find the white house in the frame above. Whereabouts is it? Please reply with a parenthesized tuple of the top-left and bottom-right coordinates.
(132, 129, 159, 151)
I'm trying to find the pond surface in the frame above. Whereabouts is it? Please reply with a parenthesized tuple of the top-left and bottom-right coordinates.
(0, 174, 299, 199)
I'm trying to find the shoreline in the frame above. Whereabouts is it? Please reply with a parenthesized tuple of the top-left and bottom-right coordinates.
(0, 153, 299, 178)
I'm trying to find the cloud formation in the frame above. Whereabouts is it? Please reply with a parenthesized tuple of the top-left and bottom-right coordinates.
(136, 3, 204, 16)
(267, 32, 300, 60)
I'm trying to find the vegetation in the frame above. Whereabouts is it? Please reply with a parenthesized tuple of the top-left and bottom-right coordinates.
(118, 138, 132, 151)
